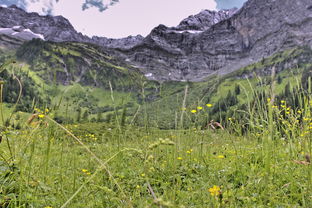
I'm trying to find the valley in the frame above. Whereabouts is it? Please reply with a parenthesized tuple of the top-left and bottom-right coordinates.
(0, 0, 312, 207)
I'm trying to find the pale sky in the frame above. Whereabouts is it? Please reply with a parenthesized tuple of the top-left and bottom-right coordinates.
(53, 0, 217, 38)
(0, 0, 247, 38)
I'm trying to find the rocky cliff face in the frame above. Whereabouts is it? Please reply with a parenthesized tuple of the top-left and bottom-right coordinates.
(0, 5, 142, 49)
(0, 5, 89, 42)
(114, 0, 312, 81)
(175, 8, 237, 32)
(91, 35, 144, 49)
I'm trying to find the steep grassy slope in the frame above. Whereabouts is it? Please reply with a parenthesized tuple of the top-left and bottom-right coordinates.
(15, 39, 143, 89)
(1, 39, 312, 128)
(0, 39, 150, 124)
(134, 47, 312, 129)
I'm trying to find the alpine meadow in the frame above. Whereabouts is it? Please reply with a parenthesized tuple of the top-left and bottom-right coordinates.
(0, 0, 312, 207)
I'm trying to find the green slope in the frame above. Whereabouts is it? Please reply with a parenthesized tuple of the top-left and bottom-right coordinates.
(134, 47, 312, 128)
(1, 39, 312, 128)
(0, 39, 147, 124)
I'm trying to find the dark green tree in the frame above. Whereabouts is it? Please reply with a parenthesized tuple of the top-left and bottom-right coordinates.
(76, 107, 82, 122)
(234, 84, 241, 95)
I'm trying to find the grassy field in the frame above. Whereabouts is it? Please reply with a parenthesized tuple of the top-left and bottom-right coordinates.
(1, 45, 312, 207)
(1, 97, 312, 207)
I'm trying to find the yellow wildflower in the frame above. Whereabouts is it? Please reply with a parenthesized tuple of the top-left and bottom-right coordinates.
(81, 169, 88, 173)
(38, 114, 45, 118)
(217, 155, 225, 159)
(208, 185, 221, 196)
(197, 106, 203, 110)
(191, 110, 197, 113)
(206, 104, 213, 108)
(177, 157, 183, 160)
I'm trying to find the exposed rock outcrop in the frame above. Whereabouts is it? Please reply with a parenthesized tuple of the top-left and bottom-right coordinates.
(0, 5, 142, 49)
(175, 8, 237, 31)
(0, 5, 88, 42)
(113, 0, 312, 81)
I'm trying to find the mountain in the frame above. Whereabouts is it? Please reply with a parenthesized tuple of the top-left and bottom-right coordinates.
(0, 5, 89, 42)
(0, 37, 149, 123)
(91, 35, 144, 49)
(1, 0, 312, 126)
(112, 0, 312, 81)
(174, 8, 238, 31)
(0, 5, 240, 76)
(0, 5, 143, 49)
(15, 39, 142, 87)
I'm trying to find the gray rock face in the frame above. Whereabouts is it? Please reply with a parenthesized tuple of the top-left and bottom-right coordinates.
(0, 25, 45, 41)
(0, 34, 24, 49)
(175, 8, 237, 31)
(0, 5, 142, 49)
(91, 35, 144, 49)
(0, 5, 89, 42)
(114, 0, 312, 81)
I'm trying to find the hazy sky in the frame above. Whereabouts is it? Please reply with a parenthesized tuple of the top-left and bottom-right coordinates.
(0, 0, 247, 38)
(216, 0, 246, 9)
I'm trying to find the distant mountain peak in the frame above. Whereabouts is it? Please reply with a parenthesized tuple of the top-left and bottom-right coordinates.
(112, 0, 312, 81)
(175, 8, 238, 31)
(1, 0, 312, 82)
(0, 5, 85, 42)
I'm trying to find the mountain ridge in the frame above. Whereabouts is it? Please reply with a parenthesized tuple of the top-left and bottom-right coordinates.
(113, 0, 312, 81)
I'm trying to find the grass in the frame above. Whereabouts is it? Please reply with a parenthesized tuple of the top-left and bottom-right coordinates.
(1, 76, 312, 207)
(48, 83, 136, 122)
(1, 44, 312, 207)
(1, 119, 311, 207)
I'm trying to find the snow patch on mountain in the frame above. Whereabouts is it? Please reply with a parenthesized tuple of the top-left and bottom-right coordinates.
(0, 26, 45, 40)
(174, 30, 203, 34)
